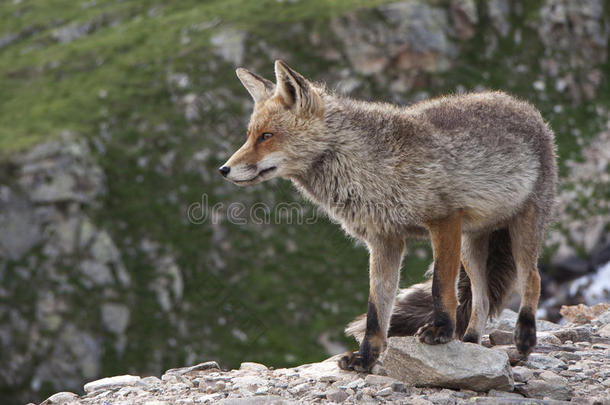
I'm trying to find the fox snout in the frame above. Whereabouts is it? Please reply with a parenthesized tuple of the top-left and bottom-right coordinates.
(218, 166, 230, 177)
(218, 150, 282, 186)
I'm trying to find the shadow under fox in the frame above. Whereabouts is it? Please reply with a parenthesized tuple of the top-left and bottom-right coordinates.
(220, 60, 557, 372)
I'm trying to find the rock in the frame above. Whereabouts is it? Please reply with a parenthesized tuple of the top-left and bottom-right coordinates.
(91, 231, 120, 263)
(538, 370, 566, 385)
(0, 33, 19, 50)
(218, 396, 286, 405)
(511, 366, 533, 383)
(239, 362, 268, 372)
(30, 172, 82, 203)
(560, 303, 610, 324)
(332, 0, 456, 76)
(0, 194, 42, 260)
(516, 378, 572, 401)
(84, 375, 141, 393)
(164, 361, 220, 376)
(488, 0, 510, 37)
(140, 376, 162, 386)
(364, 374, 398, 386)
(598, 323, 610, 338)
(294, 355, 357, 383)
(52, 23, 92, 43)
(79, 260, 114, 286)
(326, 387, 348, 402)
(391, 380, 408, 392)
(552, 327, 592, 343)
(537, 332, 562, 345)
(489, 329, 513, 346)
(382, 337, 514, 391)
(523, 354, 566, 372)
(487, 389, 523, 399)
(376, 386, 393, 396)
(232, 375, 268, 392)
(101, 303, 130, 334)
(41, 391, 79, 404)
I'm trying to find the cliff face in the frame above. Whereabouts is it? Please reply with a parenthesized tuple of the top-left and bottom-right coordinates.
(1, 1, 609, 403)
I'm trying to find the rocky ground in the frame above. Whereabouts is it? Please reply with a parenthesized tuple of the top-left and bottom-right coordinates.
(39, 304, 610, 405)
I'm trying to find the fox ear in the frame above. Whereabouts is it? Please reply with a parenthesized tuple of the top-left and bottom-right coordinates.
(236, 68, 275, 103)
(274, 60, 322, 116)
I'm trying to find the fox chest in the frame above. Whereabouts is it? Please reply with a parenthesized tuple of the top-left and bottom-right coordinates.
(293, 179, 427, 239)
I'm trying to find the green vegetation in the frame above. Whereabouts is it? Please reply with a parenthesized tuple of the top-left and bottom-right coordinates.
(0, 0, 392, 154)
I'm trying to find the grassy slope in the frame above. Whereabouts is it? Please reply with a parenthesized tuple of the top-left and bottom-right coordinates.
(0, 0, 392, 154)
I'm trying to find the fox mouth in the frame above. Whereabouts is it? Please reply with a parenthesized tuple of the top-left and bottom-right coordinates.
(233, 166, 277, 184)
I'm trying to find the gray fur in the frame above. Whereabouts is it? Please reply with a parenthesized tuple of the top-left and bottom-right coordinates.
(225, 61, 557, 360)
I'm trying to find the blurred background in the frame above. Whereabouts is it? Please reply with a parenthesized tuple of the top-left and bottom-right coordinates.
(0, 0, 609, 403)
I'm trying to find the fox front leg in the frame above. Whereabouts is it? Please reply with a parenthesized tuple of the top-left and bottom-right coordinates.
(416, 211, 462, 344)
(339, 236, 405, 372)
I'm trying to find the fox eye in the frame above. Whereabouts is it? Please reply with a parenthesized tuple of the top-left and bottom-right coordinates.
(258, 132, 273, 143)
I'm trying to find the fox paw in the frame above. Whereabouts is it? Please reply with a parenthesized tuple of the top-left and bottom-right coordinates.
(416, 322, 454, 345)
(461, 329, 480, 344)
(514, 311, 537, 356)
(337, 351, 376, 373)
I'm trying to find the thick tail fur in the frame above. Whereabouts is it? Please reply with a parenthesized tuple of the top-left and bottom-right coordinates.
(345, 228, 516, 343)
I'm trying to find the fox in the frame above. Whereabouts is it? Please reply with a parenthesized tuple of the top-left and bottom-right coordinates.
(219, 60, 557, 372)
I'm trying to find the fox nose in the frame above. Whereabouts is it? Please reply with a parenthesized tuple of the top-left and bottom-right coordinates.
(218, 166, 230, 177)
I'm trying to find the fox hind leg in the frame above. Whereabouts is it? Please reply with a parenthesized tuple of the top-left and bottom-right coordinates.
(510, 202, 542, 356)
(338, 236, 405, 372)
(460, 232, 490, 343)
(416, 211, 462, 345)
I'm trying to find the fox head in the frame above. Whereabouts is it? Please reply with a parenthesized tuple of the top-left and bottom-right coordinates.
(219, 60, 326, 186)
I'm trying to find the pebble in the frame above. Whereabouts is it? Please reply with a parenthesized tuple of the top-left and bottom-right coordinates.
(364, 374, 397, 386)
(239, 362, 268, 372)
(42, 391, 79, 404)
(376, 386, 393, 396)
(511, 366, 534, 383)
(326, 387, 348, 403)
(523, 354, 567, 371)
(83, 375, 141, 393)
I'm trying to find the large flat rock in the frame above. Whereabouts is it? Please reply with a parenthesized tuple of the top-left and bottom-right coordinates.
(382, 337, 514, 392)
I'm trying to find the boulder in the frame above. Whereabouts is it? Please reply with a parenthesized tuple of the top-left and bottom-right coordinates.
(381, 337, 514, 391)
